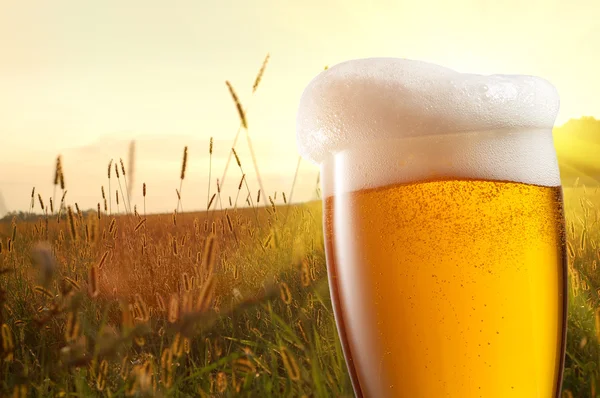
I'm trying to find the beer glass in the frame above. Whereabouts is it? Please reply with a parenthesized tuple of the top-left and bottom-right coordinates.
(296, 58, 566, 397)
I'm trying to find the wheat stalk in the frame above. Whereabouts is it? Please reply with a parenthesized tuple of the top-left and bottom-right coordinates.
(56, 160, 66, 214)
(220, 55, 269, 195)
(120, 158, 131, 214)
(107, 159, 113, 215)
(134, 218, 146, 232)
(233, 174, 245, 210)
(178, 146, 188, 214)
(195, 275, 216, 313)
(59, 163, 65, 191)
(37, 194, 45, 216)
(53, 156, 62, 211)
(252, 53, 270, 93)
(279, 346, 300, 381)
(29, 187, 35, 214)
(226, 81, 247, 129)
(88, 264, 99, 298)
(67, 206, 77, 241)
(200, 233, 217, 282)
(115, 163, 128, 214)
(168, 294, 179, 323)
(212, 178, 224, 215)
(207, 193, 216, 211)
(75, 202, 82, 221)
(229, 148, 260, 225)
(207, 137, 213, 212)
(142, 183, 146, 217)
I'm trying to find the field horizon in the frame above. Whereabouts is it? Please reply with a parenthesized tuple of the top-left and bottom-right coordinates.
(1, 115, 599, 218)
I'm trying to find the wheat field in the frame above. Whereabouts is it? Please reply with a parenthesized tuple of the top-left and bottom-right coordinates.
(0, 163, 599, 397)
(0, 180, 353, 397)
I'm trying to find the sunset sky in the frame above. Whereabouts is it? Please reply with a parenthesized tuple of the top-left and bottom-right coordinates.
(1, 0, 599, 215)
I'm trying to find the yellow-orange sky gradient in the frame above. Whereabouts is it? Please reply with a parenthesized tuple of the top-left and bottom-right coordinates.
(1, 0, 599, 214)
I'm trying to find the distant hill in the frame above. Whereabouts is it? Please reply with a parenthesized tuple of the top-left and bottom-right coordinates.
(553, 116, 600, 186)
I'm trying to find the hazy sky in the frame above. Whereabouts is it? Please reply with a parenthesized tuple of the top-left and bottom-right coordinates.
(1, 0, 599, 214)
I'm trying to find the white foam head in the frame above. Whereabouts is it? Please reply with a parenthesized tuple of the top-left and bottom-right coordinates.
(296, 58, 561, 194)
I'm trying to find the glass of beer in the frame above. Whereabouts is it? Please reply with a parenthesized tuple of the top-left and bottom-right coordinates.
(296, 58, 566, 397)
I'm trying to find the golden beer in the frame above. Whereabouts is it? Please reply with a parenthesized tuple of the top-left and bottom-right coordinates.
(324, 179, 566, 397)
(296, 57, 566, 397)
